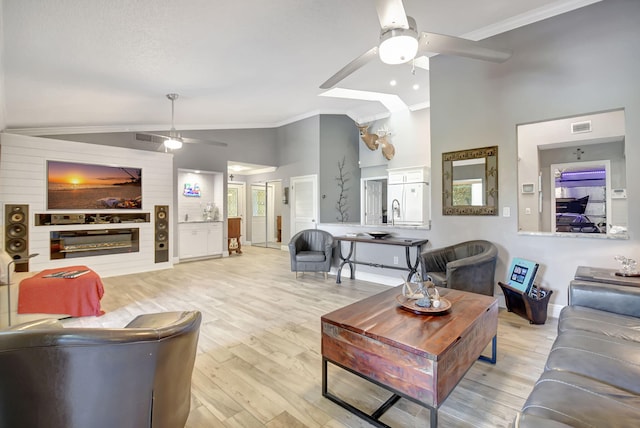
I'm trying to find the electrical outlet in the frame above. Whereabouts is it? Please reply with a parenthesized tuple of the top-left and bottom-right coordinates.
(393, 256, 399, 265)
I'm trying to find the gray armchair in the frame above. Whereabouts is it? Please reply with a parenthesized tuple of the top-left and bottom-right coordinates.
(0, 311, 201, 428)
(420, 240, 498, 296)
(288, 229, 334, 278)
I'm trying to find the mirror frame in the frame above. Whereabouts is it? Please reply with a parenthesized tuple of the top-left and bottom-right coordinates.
(442, 146, 498, 216)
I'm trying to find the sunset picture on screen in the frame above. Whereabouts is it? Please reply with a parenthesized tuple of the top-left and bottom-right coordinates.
(47, 161, 142, 210)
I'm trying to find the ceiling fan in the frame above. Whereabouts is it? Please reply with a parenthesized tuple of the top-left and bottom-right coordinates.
(320, 0, 511, 89)
(136, 93, 228, 150)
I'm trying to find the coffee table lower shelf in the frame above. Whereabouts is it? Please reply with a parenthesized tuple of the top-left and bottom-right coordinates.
(323, 357, 438, 427)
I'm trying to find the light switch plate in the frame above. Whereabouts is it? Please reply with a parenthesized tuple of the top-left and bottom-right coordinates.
(503, 207, 511, 217)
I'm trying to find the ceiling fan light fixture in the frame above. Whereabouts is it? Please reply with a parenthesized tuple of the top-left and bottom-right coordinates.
(379, 32, 418, 64)
(378, 16, 418, 65)
(164, 138, 183, 150)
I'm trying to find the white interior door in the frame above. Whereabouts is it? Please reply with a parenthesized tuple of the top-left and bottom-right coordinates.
(290, 174, 318, 235)
(251, 184, 267, 244)
(365, 180, 383, 225)
(227, 182, 246, 245)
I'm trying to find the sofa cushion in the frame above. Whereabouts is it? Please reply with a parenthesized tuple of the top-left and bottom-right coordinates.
(295, 251, 325, 262)
(515, 412, 577, 428)
(520, 370, 640, 428)
(559, 305, 640, 342)
(546, 330, 640, 394)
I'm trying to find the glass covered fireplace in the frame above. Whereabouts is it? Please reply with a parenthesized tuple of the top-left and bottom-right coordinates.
(50, 228, 140, 259)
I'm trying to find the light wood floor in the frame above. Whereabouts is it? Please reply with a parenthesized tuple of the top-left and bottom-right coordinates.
(63, 245, 558, 427)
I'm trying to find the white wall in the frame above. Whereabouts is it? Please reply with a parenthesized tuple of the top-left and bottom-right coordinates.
(0, 133, 174, 277)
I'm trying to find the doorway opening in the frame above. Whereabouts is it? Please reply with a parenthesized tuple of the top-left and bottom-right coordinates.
(250, 180, 282, 249)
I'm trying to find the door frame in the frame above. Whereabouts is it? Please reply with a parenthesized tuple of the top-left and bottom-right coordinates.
(227, 181, 246, 245)
(361, 176, 387, 225)
(549, 159, 611, 233)
(290, 174, 318, 238)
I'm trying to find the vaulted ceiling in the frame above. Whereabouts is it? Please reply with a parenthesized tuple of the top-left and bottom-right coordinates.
(2, 0, 600, 134)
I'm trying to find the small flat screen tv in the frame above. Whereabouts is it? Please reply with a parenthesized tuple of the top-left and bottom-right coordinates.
(47, 160, 142, 210)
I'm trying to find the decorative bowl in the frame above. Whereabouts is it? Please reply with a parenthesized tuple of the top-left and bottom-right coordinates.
(367, 231, 390, 239)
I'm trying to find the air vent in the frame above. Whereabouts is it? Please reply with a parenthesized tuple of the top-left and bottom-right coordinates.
(571, 120, 592, 134)
(135, 133, 153, 142)
(135, 133, 166, 144)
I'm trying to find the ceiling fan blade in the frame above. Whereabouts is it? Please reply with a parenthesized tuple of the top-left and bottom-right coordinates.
(136, 132, 227, 148)
(418, 32, 511, 63)
(375, 0, 409, 30)
(320, 46, 379, 89)
(181, 136, 228, 147)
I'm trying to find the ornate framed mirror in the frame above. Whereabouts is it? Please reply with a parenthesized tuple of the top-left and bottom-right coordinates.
(442, 146, 498, 215)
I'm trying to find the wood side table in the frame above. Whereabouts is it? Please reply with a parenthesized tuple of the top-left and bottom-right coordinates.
(227, 217, 242, 254)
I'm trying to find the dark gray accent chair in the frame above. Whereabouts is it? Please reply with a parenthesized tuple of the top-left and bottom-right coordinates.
(420, 240, 498, 296)
(0, 311, 201, 428)
(288, 229, 334, 279)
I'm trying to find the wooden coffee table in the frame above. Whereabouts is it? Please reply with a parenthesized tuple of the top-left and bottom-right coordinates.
(321, 286, 498, 427)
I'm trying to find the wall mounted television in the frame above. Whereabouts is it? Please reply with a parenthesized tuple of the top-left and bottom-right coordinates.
(47, 160, 142, 210)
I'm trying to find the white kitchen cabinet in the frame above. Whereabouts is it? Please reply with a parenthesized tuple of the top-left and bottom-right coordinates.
(387, 167, 431, 227)
(388, 166, 429, 184)
(179, 222, 223, 260)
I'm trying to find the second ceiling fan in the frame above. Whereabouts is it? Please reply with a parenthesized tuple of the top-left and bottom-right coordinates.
(320, 0, 511, 89)
(136, 93, 228, 151)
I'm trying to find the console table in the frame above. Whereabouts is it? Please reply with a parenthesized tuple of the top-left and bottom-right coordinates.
(334, 235, 428, 284)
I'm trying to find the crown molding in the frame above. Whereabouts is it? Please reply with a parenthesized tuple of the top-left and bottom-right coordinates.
(4, 109, 353, 136)
(462, 0, 602, 41)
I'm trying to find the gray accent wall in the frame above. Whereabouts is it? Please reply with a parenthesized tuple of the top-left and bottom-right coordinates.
(319, 115, 360, 224)
(429, 0, 640, 305)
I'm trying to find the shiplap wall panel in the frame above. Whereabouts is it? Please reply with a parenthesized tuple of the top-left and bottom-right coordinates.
(1, 133, 174, 277)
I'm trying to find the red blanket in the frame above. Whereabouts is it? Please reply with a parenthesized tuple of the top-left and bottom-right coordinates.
(18, 265, 105, 317)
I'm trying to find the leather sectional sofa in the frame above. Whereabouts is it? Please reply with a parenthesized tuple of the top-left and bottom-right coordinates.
(514, 278, 640, 427)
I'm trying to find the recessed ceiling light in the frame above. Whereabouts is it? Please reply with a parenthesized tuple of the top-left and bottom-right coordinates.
(413, 84, 420, 90)
(390, 80, 397, 86)
(194, 170, 201, 174)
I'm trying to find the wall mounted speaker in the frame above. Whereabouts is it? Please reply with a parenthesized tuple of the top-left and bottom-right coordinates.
(5, 204, 29, 272)
(154, 205, 169, 263)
